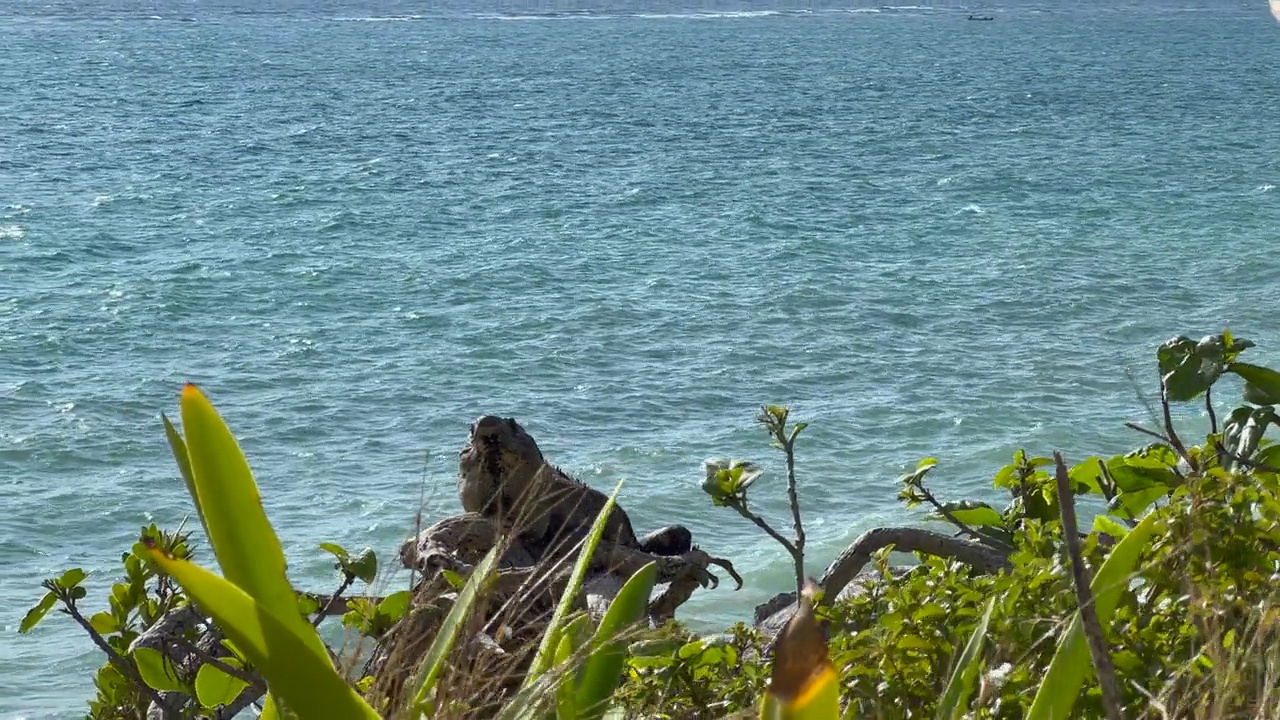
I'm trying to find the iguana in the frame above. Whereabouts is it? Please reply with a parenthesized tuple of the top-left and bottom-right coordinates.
(457, 414, 742, 590)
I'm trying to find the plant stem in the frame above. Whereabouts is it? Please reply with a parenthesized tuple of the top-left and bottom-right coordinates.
(781, 437, 807, 596)
(729, 501, 799, 558)
(173, 635, 266, 692)
(313, 575, 356, 627)
(1054, 452, 1124, 720)
(1205, 387, 1218, 436)
(1160, 382, 1198, 474)
(62, 600, 169, 712)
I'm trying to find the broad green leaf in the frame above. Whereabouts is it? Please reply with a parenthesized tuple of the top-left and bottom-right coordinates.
(162, 413, 206, 538)
(930, 501, 1003, 527)
(1092, 515, 1131, 540)
(19, 591, 57, 634)
(1068, 457, 1106, 494)
(1027, 512, 1163, 720)
(409, 545, 500, 714)
(318, 543, 350, 563)
(1157, 334, 1244, 401)
(89, 611, 119, 635)
(144, 546, 379, 719)
(195, 659, 249, 709)
(898, 458, 939, 489)
(134, 646, 187, 693)
(1232, 362, 1280, 405)
(1256, 444, 1280, 469)
(525, 482, 625, 688)
(178, 385, 331, 667)
(1105, 455, 1178, 493)
(347, 548, 378, 584)
(56, 568, 87, 589)
(1113, 486, 1169, 518)
(576, 561, 658, 719)
(441, 569, 465, 590)
(936, 597, 995, 720)
(377, 590, 412, 623)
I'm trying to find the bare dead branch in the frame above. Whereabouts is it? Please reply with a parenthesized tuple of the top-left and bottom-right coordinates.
(1054, 452, 1123, 720)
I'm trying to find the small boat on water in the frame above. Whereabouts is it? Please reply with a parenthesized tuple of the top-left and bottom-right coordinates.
(967, 14, 995, 20)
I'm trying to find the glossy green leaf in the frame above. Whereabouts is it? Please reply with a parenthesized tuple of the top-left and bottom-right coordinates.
(526, 481, 625, 688)
(576, 561, 658, 719)
(1232, 362, 1280, 405)
(1027, 512, 1162, 720)
(145, 546, 379, 719)
(1092, 515, 1131, 540)
(377, 589, 412, 623)
(936, 597, 995, 720)
(409, 545, 500, 714)
(1113, 486, 1169, 518)
(89, 611, 119, 635)
(318, 543, 349, 563)
(347, 548, 378, 584)
(1105, 455, 1178, 493)
(56, 568, 87, 589)
(178, 385, 331, 668)
(898, 457, 939, 488)
(19, 591, 57, 634)
(1068, 457, 1106, 494)
(930, 501, 1003, 527)
(134, 646, 187, 693)
(195, 659, 249, 709)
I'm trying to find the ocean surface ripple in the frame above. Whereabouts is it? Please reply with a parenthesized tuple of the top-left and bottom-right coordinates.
(2, 0, 1278, 714)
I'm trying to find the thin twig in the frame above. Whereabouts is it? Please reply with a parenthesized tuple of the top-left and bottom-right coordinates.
(62, 601, 169, 711)
(172, 635, 266, 692)
(1205, 387, 1218, 436)
(1054, 452, 1124, 720)
(1215, 442, 1280, 475)
(312, 576, 355, 628)
(914, 482, 992, 546)
(1160, 382, 1198, 474)
(782, 437, 807, 596)
(729, 500, 800, 557)
(1124, 422, 1172, 446)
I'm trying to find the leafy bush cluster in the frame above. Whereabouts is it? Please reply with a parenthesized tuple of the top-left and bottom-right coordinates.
(18, 331, 1280, 719)
(617, 332, 1280, 719)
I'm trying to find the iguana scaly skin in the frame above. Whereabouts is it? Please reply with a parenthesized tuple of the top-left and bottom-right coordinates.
(457, 415, 741, 589)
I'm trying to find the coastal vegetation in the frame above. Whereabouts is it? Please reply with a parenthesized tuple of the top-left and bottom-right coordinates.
(19, 332, 1280, 719)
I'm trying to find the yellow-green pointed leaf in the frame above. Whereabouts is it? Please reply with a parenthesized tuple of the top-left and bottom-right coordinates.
(20, 591, 57, 634)
(936, 598, 995, 720)
(1027, 512, 1162, 720)
(177, 385, 328, 665)
(526, 481, 624, 688)
(576, 561, 658, 719)
(145, 546, 379, 719)
(162, 413, 207, 538)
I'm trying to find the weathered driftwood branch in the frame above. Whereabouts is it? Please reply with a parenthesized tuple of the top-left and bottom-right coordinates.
(755, 526, 1012, 626)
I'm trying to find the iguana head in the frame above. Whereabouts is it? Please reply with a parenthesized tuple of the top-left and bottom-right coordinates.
(457, 415, 545, 514)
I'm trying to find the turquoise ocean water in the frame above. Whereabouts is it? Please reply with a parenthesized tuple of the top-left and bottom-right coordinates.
(3, 0, 1279, 714)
